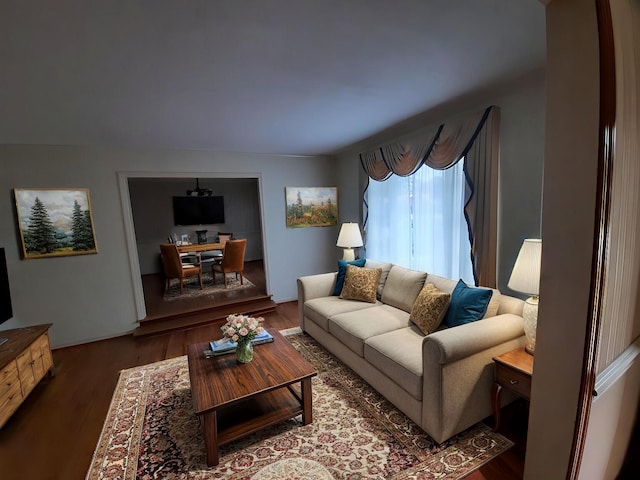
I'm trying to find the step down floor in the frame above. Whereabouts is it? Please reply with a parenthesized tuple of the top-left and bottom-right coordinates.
(134, 294, 277, 337)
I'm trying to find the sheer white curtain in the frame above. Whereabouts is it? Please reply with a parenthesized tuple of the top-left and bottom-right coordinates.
(366, 173, 412, 267)
(366, 161, 474, 284)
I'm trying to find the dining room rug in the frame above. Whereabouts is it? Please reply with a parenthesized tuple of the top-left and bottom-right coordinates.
(164, 272, 255, 300)
(85, 332, 512, 480)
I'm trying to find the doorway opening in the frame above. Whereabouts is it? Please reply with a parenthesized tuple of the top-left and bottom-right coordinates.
(118, 173, 272, 330)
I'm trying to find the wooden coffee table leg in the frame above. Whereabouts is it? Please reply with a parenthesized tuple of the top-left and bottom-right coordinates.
(301, 377, 313, 425)
(203, 411, 219, 466)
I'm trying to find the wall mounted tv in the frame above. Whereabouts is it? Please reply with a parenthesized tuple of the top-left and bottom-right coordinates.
(173, 196, 225, 226)
(0, 248, 13, 324)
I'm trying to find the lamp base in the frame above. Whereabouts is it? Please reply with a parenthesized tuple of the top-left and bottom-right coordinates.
(342, 248, 355, 261)
(523, 296, 539, 355)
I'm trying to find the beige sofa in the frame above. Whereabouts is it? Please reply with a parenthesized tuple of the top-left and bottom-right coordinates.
(297, 260, 526, 443)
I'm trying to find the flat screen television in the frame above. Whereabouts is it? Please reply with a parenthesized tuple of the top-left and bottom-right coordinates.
(172, 196, 225, 226)
(0, 248, 13, 324)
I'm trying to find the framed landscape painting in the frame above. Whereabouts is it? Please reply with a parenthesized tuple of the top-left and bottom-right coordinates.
(285, 186, 338, 228)
(14, 188, 98, 259)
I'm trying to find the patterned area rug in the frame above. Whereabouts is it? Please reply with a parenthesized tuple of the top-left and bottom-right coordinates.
(164, 271, 255, 300)
(86, 333, 512, 479)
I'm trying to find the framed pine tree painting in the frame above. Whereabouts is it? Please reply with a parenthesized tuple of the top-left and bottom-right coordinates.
(14, 188, 98, 259)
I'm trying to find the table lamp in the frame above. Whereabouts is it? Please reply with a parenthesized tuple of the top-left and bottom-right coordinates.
(507, 238, 542, 355)
(336, 223, 363, 261)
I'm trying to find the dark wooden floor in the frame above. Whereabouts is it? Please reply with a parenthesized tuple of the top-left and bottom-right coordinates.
(142, 259, 268, 320)
(0, 298, 527, 480)
(0, 302, 298, 480)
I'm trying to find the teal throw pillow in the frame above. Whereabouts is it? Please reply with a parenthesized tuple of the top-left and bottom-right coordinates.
(333, 258, 367, 295)
(442, 279, 493, 327)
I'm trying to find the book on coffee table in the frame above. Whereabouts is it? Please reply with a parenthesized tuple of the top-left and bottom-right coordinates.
(209, 330, 274, 355)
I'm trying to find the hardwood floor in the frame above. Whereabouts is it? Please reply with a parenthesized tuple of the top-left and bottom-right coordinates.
(142, 259, 268, 320)
(0, 300, 527, 480)
(135, 260, 277, 336)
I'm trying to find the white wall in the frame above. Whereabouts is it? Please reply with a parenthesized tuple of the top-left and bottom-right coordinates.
(336, 71, 546, 293)
(0, 145, 338, 347)
(579, 341, 640, 480)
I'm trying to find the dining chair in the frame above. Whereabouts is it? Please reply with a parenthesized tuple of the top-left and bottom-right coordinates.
(217, 232, 233, 243)
(160, 243, 203, 295)
(201, 232, 232, 264)
(211, 239, 247, 288)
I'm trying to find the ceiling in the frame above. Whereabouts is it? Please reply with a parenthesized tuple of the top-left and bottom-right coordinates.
(0, 0, 546, 156)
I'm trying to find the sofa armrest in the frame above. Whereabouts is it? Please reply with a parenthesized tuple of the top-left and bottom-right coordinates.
(420, 313, 525, 443)
(297, 272, 338, 327)
(423, 314, 525, 365)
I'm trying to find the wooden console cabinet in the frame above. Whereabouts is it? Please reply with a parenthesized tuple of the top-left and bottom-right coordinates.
(0, 324, 53, 428)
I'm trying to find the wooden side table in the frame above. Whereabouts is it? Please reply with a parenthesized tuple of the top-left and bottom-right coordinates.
(491, 347, 533, 431)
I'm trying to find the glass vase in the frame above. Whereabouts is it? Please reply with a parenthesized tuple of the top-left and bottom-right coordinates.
(235, 338, 253, 364)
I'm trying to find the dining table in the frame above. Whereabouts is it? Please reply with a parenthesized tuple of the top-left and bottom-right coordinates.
(176, 242, 225, 254)
(176, 242, 225, 267)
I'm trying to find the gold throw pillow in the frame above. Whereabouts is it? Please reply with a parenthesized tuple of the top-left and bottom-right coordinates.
(340, 265, 382, 303)
(410, 283, 451, 335)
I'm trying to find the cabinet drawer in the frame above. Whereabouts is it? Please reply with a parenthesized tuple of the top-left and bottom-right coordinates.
(16, 349, 36, 396)
(495, 363, 531, 399)
(1, 361, 21, 403)
(1, 361, 19, 386)
(32, 333, 53, 376)
(0, 372, 22, 406)
(0, 376, 23, 428)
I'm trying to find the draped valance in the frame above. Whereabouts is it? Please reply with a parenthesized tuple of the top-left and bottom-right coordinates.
(360, 107, 494, 179)
(360, 106, 500, 287)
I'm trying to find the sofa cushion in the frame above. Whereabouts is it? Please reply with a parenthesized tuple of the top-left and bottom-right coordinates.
(364, 326, 425, 400)
(340, 265, 382, 303)
(365, 259, 393, 299)
(483, 288, 501, 318)
(409, 283, 451, 335)
(442, 279, 493, 327)
(332, 258, 367, 295)
(424, 273, 458, 294)
(381, 265, 427, 313)
(329, 305, 411, 356)
(304, 296, 379, 331)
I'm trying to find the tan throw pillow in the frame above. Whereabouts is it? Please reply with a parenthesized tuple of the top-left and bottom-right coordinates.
(409, 283, 451, 335)
(340, 265, 382, 303)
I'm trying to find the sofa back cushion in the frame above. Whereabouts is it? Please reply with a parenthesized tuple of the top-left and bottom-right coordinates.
(424, 274, 458, 294)
(365, 259, 393, 299)
(381, 265, 427, 313)
(483, 288, 501, 318)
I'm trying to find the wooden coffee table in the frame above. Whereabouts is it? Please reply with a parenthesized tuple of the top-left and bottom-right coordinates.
(186, 328, 317, 466)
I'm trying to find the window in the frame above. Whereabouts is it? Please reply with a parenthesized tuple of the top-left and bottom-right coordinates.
(365, 160, 474, 284)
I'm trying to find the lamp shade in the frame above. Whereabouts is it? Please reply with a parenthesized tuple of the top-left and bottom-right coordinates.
(508, 239, 542, 295)
(336, 223, 363, 248)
